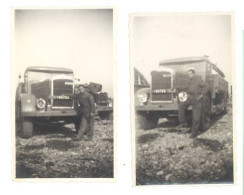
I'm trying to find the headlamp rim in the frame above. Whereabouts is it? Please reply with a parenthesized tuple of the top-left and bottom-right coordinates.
(178, 91, 188, 102)
(36, 98, 46, 109)
(137, 93, 148, 103)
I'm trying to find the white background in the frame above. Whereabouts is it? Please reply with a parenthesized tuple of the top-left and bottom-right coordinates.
(1, 0, 243, 195)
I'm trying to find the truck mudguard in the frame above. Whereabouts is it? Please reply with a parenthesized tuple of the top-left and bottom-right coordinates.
(20, 94, 36, 112)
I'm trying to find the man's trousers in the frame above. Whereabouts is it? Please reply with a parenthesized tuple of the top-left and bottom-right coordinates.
(78, 114, 95, 139)
(178, 96, 203, 136)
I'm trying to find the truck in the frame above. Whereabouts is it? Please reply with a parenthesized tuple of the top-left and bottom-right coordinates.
(135, 56, 229, 130)
(15, 66, 101, 138)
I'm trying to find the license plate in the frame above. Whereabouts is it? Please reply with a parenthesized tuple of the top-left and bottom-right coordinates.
(153, 88, 176, 93)
(154, 89, 167, 93)
(53, 95, 70, 100)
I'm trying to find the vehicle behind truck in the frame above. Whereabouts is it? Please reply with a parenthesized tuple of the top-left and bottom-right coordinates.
(135, 56, 228, 130)
(134, 67, 150, 93)
(16, 66, 78, 138)
(95, 92, 113, 120)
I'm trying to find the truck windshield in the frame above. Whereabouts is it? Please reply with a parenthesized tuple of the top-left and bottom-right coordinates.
(27, 71, 74, 82)
(25, 71, 74, 92)
(27, 71, 51, 83)
(161, 61, 205, 73)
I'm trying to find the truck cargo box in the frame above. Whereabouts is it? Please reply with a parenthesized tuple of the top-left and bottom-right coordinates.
(212, 74, 228, 92)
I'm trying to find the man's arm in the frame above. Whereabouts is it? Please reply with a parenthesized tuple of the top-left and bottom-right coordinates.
(200, 78, 209, 95)
(61, 93, 77, 98)
(197, 78, 208, 100)
(88, 94, 95, 115)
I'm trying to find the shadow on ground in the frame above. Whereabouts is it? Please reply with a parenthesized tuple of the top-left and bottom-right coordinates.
(33, 122, 76, 138)
(192, 138, 223, 152)
(137, 133, 160, 144)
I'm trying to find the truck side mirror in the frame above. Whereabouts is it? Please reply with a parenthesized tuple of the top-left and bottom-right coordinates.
(18, 74, 21, 79)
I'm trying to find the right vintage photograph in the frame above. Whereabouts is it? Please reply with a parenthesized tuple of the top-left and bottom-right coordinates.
(130, 13, 234, 185)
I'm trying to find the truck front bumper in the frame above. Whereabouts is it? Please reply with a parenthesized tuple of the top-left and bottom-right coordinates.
(135, 102, 192, 111)
(22, 110, 78, 117)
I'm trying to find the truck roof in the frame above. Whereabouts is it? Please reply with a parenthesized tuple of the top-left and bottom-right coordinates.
(25, 66, 73, 74)
(159, 56, 225, 78)
(159, 56, 210, 65)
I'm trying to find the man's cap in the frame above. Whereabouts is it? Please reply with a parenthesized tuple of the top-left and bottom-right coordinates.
(77, 83, 89, 89)
(77, 84, 85, 88)
(83, 83, 89, 88)
(187, 67, 195, 73)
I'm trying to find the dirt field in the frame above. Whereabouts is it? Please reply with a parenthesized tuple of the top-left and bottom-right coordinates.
(15, 119, 113, 178)
(136, 106, 233, 185)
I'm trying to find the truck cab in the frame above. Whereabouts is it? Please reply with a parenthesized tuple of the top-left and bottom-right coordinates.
(16, 66, 78, 138)
(135, 56, 228, 130)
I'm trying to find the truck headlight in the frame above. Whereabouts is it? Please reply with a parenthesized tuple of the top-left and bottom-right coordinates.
(36, 98, 46, 109)
(137, 94, 148, 103)
(178, 92, 187, 102)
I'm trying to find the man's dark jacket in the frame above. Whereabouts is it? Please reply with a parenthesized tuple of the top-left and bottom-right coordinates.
(76, 92, 95, 116)
(187, 75, 207, 97)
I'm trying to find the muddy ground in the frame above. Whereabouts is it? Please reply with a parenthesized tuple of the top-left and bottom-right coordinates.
(136, 106, 233, 185)
(16, 119, 113, 178)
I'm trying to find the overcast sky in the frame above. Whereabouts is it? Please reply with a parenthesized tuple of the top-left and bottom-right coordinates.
(131, 14, 232, 87)
(14, 9, 113, 97)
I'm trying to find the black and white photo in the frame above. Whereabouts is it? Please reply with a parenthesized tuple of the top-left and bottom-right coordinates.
(13, 8, 115, 179)
(130, 13, 234, 185)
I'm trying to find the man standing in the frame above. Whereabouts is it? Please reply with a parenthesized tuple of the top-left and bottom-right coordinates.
(76, 84, 95, 140)
(176, 68, 207, 138)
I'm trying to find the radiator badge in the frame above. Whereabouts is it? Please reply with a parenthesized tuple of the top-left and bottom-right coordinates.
(53, 95, 70, 99)
(65, 82, 73, 85)
(162, 74, 171, 78)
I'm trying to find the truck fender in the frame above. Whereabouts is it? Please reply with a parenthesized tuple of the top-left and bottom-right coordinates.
(20, 94, 36, 112)
(135, 87, 151, 106)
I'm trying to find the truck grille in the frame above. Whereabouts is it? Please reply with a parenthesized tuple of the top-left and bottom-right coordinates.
(151, 93, 172, 101)
(151, 70, 172, 101)
(52, 79, 73, 108)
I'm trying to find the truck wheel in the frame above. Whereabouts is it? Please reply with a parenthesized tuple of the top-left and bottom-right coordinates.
(74, 118, 81, 134)
(136, 113, 158, 130)
(99, 112, 112, 120)
(200, 96, 211, 131)
(223, 106, 228, 114)
(98, 112, 105, 120)
(15, 103, 21, 122)
(15, 103, 22, 135)
(108, 112, 113, 120)
(21, 118, 33, 138)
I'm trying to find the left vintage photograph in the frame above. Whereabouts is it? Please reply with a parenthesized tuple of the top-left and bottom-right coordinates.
(12, 8, 115, 179)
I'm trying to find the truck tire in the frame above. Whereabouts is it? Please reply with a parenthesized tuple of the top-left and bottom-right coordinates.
(108, 112, 113, 120)
(200, 96, 211, 131)
(136, 113, 159, 130)
(74, 118, 81, 134)
(99, 112, 113, 120)
(21, 118, 33, 138)
(15, 103, 22, 135)
(223, 104, 228, 114)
